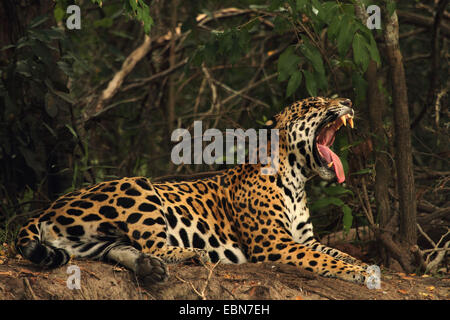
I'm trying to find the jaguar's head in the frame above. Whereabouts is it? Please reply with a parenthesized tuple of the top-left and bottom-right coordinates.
(269, 97, 354, 183)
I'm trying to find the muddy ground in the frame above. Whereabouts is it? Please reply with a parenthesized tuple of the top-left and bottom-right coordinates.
(0, 256, 448, 300)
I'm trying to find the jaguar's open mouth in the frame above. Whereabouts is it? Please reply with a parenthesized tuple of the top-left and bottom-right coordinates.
(314, 113, 354, 183)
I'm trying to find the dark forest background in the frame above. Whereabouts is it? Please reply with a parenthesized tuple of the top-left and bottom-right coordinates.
(0, 0, 448, 275)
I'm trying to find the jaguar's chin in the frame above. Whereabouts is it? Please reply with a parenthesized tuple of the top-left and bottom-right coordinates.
(317, 166, 336, 181)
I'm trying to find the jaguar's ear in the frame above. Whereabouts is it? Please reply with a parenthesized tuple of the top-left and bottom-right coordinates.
(263, 115, 278, 129)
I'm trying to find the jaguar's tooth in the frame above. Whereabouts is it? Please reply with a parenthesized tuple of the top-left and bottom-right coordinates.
(327, 162, 333, 168)
(348, 117, 354, 128)
(341, 115, 347, 127)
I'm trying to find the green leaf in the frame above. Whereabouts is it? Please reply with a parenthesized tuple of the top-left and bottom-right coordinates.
(315, 70, 328, 91)
(268, 0, 284, 11)
(45, 93, 58, 118)
(29, 16, 48, 29)
(352, 33, 370, 72)
(296, 0, 308, 12)
(350, 168, 372, 175)
(324, 185, 354, 197)
(342, 205, 353, 234)
(94, 17, 114, 28)
(43, 122, 57, 138)
(341, 3, 355, 15)
(387, 1, 396, 17)
(42, 28, 65, 40)
(32, 40, 53, 67)
(300, 38, 325, 75)
(54, 7, 65, 23)
(366, 34, 381, 66)
(327, 14, 341, 40)
(129, 0, 138, 11)
(336, 15, 357, 57)
(18, 146, 45, 177)
(273, 16, 290, 35)
(319, 2, 339, 23)
(286, 71, 302, 97)
(311, 197, 345, 211)
(65, 124, 78, 138)
(15, 60, 32, 77)
(277, 46, 301, 82)
(340, 139, 364, 151)
(303, 70, 317, 96)
(109, 31, 133, 39)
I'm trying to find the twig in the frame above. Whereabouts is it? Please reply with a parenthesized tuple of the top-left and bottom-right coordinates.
(397, 10, 450, 37)
(193, 77, 207, 117)
(417, 223, 436, 247)
(121, 58, 188, 92)
(417, 224, 450, 273)
(175, 261, 220, 300)
(23, 278, 38, 300)
(418, 207, 450, 224)
(426, 240, 450, 273)
(6, 209, 42, 226)
(79, 266, 101, 280)
(221, 73, 277, 106)
(83, 35, 152, 122)
(211, 78, 271, 109)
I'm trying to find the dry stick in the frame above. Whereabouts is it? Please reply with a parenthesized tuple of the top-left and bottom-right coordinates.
(201, 64, 218, 109)
(399, 28, 427, 39)
(122, 58, 188, 92)
(23, 278, 38, 300)
(181, 73, 277, 132)
(211, 78, 271, 109)
(83, 35, 152, 121)
(416, 223, 437, 248)
(193, 77, 207, 117)
(417, 224, 450, 273)
(397, 10, 450, 38)
(426, 241, 450, 273)
(175, 261, 220, 300)
(356, 190, 375, 228)
(6, 209, 43, 226)
(419, 207, 450, 224)
(201, 64, 220, 129)
(221, 73, 277, 106)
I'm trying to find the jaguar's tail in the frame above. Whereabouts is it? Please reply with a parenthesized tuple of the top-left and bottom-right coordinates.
(15, 216, 70, 268)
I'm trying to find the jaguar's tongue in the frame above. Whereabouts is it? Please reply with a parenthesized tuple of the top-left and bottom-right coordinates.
(317, 144, 345, 183)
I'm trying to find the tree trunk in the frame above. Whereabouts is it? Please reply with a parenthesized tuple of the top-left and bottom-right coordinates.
(366, 60, 392, 263)
(382, 10, 417, 271)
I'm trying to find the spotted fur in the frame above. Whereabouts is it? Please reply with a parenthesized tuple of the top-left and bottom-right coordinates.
(16, 97, 368, 284)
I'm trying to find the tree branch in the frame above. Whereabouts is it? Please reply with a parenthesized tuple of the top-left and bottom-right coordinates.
(397, 10, 450, 37)
(83, 35, 152, 122)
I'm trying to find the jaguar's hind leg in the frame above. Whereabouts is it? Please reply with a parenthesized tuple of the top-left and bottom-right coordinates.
(105, 245, 168, 283)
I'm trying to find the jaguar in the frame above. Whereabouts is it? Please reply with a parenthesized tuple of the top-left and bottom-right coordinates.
(16, 97, 368, 284)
